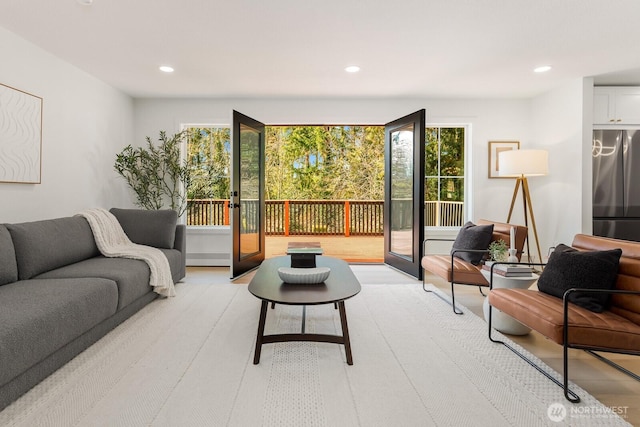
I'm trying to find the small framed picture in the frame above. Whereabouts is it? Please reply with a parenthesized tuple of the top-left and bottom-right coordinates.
(488, 141, 519, 178)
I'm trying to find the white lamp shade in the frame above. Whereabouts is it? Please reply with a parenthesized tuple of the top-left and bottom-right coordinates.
(498, 149, 548, 177)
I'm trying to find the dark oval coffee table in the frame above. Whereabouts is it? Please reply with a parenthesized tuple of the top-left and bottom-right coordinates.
(248, 255, 361, 365)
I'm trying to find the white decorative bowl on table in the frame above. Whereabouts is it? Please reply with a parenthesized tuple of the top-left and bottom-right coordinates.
(277, 267, 331, 284)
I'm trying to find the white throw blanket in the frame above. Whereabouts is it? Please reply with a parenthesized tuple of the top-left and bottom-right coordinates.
(78, 208, 175, 297)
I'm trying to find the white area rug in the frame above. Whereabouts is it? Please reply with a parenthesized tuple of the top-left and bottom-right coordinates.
(0, 282, 630, 426)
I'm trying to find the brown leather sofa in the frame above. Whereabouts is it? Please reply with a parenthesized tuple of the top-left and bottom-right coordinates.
(488, 234, 640, 403)
(422, 219, 528, 314)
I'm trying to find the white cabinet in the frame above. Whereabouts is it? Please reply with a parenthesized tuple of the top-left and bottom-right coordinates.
(594, 87, 640, 125)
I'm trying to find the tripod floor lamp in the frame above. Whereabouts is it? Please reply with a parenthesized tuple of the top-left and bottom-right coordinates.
(498, 149, 549, 263)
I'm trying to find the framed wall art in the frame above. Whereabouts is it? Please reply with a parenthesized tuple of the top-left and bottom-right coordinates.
(488, 141, 519, 178)
(0, 83, 43, 184)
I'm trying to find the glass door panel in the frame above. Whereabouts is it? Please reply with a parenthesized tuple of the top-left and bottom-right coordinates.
(384, 110, 425, 279)
(231, 111, 265, 278)
(389, 123, 415, 259)
(239, 123, 260, 258)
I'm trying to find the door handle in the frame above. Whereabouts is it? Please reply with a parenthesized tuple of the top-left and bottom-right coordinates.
(229, 191, 240, 208)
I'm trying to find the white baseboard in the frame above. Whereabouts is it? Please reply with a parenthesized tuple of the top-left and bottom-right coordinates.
(187, 252, 230, 266)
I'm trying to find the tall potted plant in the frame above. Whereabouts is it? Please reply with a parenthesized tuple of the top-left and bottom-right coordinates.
(114, 131, 190, 216)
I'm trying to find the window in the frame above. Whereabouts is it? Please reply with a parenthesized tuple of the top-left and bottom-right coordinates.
(425, 126, 466, 227)
(185, 126, 231, 226)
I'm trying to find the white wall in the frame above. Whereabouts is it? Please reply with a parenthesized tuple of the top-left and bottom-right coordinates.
(0, 27, 135, 223)
(581, 78, 595, 235)
(527, 78, 592, 257)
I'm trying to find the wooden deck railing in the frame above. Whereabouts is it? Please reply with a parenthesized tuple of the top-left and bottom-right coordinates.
(186, 199, 229, 227)
(186, 199, 464, 234)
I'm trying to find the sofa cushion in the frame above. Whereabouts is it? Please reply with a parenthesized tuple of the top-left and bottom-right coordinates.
(450, 221, 494, 265)
(0, 278, 118, 387)
(6, 217, 100, 280)
(422, 254, 489, 286)
(489, 288, 640, 351)
(36, 257, 154, 311)
(0, 225, 18, 286)
(157, 248, 185, 283)
(537, 243, 622, 313)
(110, 208, 177, 249)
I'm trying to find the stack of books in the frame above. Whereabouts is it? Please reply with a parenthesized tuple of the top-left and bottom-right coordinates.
(482, 262, 532, 277)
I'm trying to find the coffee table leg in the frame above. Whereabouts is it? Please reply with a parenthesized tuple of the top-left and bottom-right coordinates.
(253, 300, 269, 365)
(337, 301, 353, 365)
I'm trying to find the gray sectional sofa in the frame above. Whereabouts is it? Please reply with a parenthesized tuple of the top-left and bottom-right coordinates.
(0, 208, 186, 411)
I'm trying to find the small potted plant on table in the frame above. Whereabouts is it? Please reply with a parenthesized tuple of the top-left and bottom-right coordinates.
(488, 239, 508, 262)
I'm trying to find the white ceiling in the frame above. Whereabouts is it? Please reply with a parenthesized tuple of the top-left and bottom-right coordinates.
(2, 0, 640, 99)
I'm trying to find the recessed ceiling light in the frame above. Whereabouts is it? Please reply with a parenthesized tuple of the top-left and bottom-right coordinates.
(534, 65, 552, 73)
(76, 0, 93, 5)
(345, 65, 360, 73)
(159, 65, 174, 73)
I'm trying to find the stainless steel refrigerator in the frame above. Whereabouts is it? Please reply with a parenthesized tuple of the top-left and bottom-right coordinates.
(593, 129, 640, 242)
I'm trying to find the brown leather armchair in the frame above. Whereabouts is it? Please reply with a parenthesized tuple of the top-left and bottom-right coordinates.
(421, 219, 528, 314)
(488, 234, 640, 403)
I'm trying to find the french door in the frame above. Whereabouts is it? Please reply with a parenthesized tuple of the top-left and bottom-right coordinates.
(230, 110, 266, 279)
(383, 110, 425, 279)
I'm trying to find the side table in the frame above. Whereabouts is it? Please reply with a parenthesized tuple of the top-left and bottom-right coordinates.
(481, 269, 539, 335)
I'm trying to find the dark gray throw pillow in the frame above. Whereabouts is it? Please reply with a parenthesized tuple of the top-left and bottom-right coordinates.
(537, 243, 622, 313)
(450, 221, 494, 265)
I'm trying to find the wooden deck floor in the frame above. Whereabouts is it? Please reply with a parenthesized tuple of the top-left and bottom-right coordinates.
(265, 235, 384, 263)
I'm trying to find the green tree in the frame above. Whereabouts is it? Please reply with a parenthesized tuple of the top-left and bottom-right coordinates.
(187, 124, 462, 206)
(186, 127, 230, 199)
(265, 127, 287, 199)
(425, 127, 464, 202)
(264, 125, 385, 200)
(341, 126, 384, 199)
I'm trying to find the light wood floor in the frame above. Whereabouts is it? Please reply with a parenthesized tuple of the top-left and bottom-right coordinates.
(266, 235, 384, 262)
